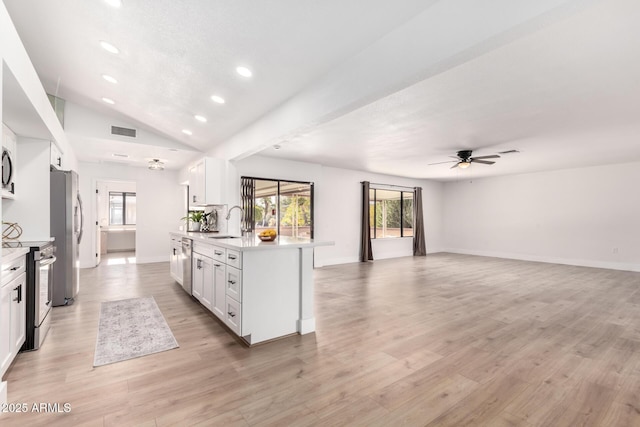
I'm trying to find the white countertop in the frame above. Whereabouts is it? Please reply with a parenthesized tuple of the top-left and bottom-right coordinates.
(170, 231, 333, 252)
(2, 247, 30, 263)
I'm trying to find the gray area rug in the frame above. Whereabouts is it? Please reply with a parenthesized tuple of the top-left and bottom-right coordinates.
(94, 296, 179, 367)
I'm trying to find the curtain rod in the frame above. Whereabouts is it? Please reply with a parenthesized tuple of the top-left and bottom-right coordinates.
(367, 182, 416, 191)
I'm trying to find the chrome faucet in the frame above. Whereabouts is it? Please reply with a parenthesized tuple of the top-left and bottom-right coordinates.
(226, 205, 244, 220)
(226, 205, 248, 235)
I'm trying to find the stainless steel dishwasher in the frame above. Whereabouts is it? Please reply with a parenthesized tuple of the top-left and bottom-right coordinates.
(181, 238, 193, 295)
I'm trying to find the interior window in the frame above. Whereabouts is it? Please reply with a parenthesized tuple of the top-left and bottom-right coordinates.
(109, 192, 136, 225)
(243, 177, 314, 238)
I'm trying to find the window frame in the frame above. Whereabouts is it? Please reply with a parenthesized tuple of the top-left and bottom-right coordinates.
(241, 176, 314, 238)
(370, 188, 413, 239)
(109, 191, 136, 226)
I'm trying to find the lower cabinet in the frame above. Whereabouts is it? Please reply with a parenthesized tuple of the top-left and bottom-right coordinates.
(225, 296, 242, 335)
(212, 262, 226, 319)
(192, 252, 213, 311)
(190, 242, 243, 335)
(0, 269, 26, 378)
(169, 237, 182, 285)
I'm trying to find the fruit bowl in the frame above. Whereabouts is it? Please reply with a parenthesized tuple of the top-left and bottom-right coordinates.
(258, 234, 276, 242)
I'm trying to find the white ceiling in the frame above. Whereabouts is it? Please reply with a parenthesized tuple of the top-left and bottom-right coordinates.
(5, 0, 640, 180)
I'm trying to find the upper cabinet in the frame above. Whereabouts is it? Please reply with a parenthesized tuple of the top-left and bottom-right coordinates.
(50, 142, 63, 170)
(188, 157, 226, 206)
(2, 124, 17, 199)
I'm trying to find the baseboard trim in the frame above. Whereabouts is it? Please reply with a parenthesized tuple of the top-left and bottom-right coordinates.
(135, 255, 169, 264)
(442, 248, 640, 272)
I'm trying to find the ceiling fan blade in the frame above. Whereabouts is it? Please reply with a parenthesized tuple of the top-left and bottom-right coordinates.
(470, 155, 500, 160)
(450, 163, 460, 169)
(449, 156, 462, 160)
(471, 159, 495, 165)
(428, 160, 458, 165)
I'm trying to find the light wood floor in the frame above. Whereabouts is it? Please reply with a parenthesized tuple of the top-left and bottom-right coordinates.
(2, 253, 640, 426)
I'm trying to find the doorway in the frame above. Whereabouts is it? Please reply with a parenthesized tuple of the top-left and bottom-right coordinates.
(96, 180, 137, 266)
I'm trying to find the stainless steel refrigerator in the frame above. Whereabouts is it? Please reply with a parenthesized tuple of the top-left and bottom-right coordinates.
(50, 169, 83, 306)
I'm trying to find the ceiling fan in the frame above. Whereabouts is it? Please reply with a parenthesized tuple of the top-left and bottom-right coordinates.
(429, 150, 500, 169)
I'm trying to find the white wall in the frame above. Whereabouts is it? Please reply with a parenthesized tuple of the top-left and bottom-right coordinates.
(234, 155, 444, 266)
(442, 161, 640, 271)
(78, 162, 184, 267)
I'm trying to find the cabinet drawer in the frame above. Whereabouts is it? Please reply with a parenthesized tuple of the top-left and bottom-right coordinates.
(192, 241, 214, 258)
(225, 296, 242, 336)
(2, 256, 26, 286)
(212, 246, 226, 264)
(226, 249, 242, 269)
(225, 266, 242, 302)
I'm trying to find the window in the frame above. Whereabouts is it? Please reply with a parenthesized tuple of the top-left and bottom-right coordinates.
(369, 189, 413, 238)
(109, 192, 136, 225)
(242, 177, 313, 238)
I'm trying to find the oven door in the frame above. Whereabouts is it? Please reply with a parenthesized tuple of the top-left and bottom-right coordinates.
(35, 255, 56, 327)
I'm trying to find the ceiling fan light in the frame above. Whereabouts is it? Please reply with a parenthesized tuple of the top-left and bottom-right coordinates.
(458, 162, 471, 169)
(148, 159, 164, 170)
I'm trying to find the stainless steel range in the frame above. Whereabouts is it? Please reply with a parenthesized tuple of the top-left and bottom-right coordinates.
(3, 240, 55, 351)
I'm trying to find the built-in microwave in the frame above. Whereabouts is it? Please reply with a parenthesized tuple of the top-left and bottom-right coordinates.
(2, 147, 14, 194)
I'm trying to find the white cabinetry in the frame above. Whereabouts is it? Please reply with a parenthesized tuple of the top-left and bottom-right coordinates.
(169, 234, 328, 345)
(169, 236, 183, 285)
(212, 261, 226, 318)
(1, 254, 27, 378)
(192, 242, 214, 311)
(50, 142, 63, 170)
(188, 157, 226, 206)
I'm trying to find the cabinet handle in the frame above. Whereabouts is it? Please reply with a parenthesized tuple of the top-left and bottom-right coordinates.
(173, 248, 176, 255)
(192, 195, 196, 203)
(13, 284, 22, 303)
(228, 280, 236, 285)
(214, 264, 221, 267)
(214, 251, 223, 255)
(57, 157, 62, 167)
(228, 255, 237, 260)
(228, 311, 236, 318)
(10, 266, 20, 271)
(197, 259, 202, 269)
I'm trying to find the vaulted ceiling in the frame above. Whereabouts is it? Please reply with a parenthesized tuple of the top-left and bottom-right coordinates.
(5, 0, 640, 179)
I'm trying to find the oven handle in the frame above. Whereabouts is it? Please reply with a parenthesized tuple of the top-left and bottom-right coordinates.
(39, 256, 57, 267)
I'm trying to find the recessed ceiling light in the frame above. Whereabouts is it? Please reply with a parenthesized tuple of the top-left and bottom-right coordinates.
(182, 129, 193, 135)
(105, 0, 122, 7)
(194, 115, 207, 123)
(100, 41, 119, 54)
(102, 74, 118, 84)
(102, 97, 115, 104)
(211, 95, 225, 104)
(236, 66, 252, 78)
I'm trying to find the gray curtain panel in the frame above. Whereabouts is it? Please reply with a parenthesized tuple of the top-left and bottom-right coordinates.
(360, 181, 373, 261)
(413, 187, 427, 256)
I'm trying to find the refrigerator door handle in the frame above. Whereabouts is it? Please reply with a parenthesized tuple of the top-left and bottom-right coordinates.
(76, 193, 84, 244)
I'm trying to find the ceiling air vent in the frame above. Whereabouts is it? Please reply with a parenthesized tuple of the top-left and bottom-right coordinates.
(498, 149, 520, 154)
(111, 125, 137, 138)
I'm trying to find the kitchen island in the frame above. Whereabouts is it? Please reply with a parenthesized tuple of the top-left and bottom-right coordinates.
(169, 231, 332, 345)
